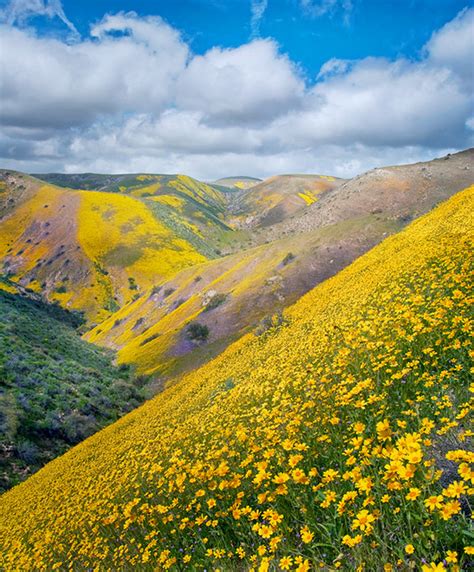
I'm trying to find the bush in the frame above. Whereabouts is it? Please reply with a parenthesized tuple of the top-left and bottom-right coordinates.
(203, 293, 227, 312)
(186, 322, 209, 342)
(281, 252, 296, 266)
(254, 311, 287, 336)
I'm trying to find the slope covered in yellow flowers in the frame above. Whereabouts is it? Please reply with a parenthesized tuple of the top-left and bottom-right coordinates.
(1, 185, 472, 570)
(0, 172, 217, 322)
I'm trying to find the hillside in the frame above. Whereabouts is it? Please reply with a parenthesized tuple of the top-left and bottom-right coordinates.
(0, 171, 234, 322)
(86, 213, 401, 380)
(1, 186, 472, 570)
(86, 150, 474, 381)
(258, 149, 474, 244)
(0, 279, 143, 492)
(213, 176, 262, 190)
(228, 174, 344, 230)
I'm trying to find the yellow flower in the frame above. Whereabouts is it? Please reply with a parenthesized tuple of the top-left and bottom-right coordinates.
(424, 495, 443, 512)
(300, 525, 314, 543)
(280, 556, 293, 570)
(405, 544, 415, 554)
(292, 468, 309, 484)
(258, 525, 274, 539)
(421, 563, 446, 572)
(273, 472, 290, 484)
(376, 419, 392, 440)
(444, 480, 467, 498)
(342, 534, 362, 547)
(296, 559, 311, 572)
(439, 500, 461, 520)
(352, 509, 376, 532)
(445, 551, 457, 564)
(405, 487, 421, 501)
(465, 546, 474, 555)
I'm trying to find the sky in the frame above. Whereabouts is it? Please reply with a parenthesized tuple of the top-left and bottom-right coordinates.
(0, 0, 473, 180)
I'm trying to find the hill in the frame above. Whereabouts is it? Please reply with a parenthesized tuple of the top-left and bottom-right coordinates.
(257, 149, 474, 244)
(0, 278, 143, 492)
(86, 150, 474, 381)
(228, 174, 344, 230)
(86, 213, 401, 380)
(0, 186, 472, 570)
(0, 171, 234, 323)
(213, 176, 262, 190)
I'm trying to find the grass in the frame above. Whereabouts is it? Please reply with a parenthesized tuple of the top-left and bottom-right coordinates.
(0, 186, 472, 570)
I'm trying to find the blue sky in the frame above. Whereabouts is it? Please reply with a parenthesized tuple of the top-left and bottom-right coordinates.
(0, 0, 473, 178)
(12, 0, 470, 79)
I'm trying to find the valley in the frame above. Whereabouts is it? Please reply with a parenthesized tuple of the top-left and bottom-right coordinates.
(0, 150, 472, 570)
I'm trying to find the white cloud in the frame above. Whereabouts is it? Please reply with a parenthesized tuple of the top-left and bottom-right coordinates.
(250, 0, 268, 38)
(0, 0, 79, 38)
(425, 6, 474, 85)
(176, 40, 304, 124)
(0, 13, 188, 129)
(300, 0, 353, 25)
(0, 4, 472, 179)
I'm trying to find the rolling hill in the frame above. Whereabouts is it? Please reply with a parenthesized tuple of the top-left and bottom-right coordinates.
(228, 174, 344, 230)
(85, 150, 474, 381)
(213, 176, 262, 190)
(0, 171, 234, 323)
(1, 185, 471, 570)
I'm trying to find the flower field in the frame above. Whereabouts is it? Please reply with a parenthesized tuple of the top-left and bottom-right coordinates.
(0, 186, 472, 570)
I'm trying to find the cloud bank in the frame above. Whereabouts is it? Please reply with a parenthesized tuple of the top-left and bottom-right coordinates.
(0, 4, 472, 179)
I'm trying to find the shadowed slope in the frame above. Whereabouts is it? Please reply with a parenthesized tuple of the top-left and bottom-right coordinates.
(0, 279, 143, 492)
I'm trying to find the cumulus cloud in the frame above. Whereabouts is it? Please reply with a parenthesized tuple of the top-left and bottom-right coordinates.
(0, 13, 189, 131)
(425, 7, 474, 86)
(0, 3, 472, 179)
(176, 40, 304, 125)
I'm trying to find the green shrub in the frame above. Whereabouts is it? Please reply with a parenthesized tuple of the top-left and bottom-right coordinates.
(186, 322, 209, 342)
(203, 293, 227, 312)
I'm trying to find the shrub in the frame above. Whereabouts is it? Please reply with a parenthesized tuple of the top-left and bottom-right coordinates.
(254, 311, 287, 336)
(203, 293, 227, 312)
(140, 332, 161, 346)
(281, 252, 296, 266)
(186, 322, 209, 342)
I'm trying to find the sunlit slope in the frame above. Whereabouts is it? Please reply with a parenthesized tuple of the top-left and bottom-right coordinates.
(259, 148, 474, 244)
(1, 187, 472, 570)
(229, 174, 343, 229)
(33, 172, 233, 255)
(86, 213, 402, 379)
(34, 172, 227, 211)
(87, 152, 474, 380)
(214, 176, 262, 190)
(0, 173, 208, 321)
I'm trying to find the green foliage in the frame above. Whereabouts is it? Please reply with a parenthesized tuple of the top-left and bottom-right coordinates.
(254, 310, 288, 336)
(186, 322, 209, 342)
(0, 288, 144, 492)
(203, 292, 228, 312)
(281, 252, 296, 266)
